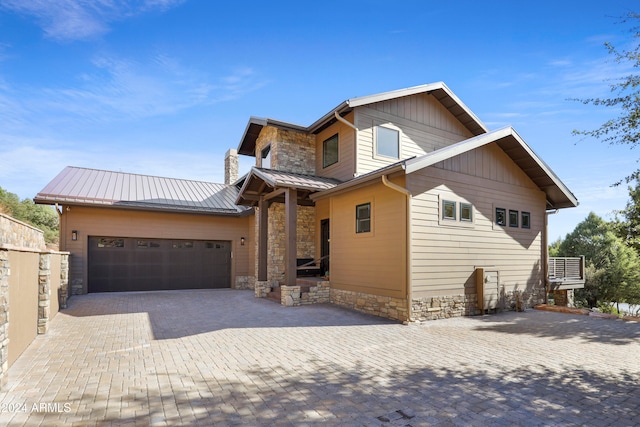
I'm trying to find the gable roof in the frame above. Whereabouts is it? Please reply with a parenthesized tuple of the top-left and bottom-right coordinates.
(34, 166, 252, 216)
(238, 82, 488, 156)
(236, 167, 341, 206)
(312, 127, 578, 210)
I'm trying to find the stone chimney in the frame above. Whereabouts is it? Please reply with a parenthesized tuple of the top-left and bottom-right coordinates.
(224, 148, 238, 185)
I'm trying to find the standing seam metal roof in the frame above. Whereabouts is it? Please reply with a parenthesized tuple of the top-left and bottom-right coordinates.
(34, 166, 251, 215)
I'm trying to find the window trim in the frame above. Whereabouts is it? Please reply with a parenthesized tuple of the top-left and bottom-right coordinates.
(355, 202, 371, 234)
(375, 125, 400, 159)
(509, 210, 519, 228)
(442, 200, 457, 221)
(323, 133, 339, 168)
(460, 203, 473, 222)
(495, 208, 506, 227)
(521, 212, 531, 229)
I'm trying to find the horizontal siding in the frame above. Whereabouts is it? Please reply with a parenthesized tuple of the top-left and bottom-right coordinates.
(315, 111, 356, 181)
(329, 180, 406, 298)
(355, 93, 475, 175)
(408, 154, 545, 298)
(60, 206, 253, 293)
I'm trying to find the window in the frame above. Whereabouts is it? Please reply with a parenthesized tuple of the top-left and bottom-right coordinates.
(97, 238, 124, 248)
(495, 208, 506, 226)
(323, 134, 339, 168)
(509, 210, 519, 227)
(137, 240, 160, 248)
(356, 203, 371, 233)
(261, 145, 271, 169)
(376, 126, 399, 159)
(172, 241, 194, 249)
(442, 200, 456, 220)
(460, 203, 473, 222)
(521, 212, 531, 229)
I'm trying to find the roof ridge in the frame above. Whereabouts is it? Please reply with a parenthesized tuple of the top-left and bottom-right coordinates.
(64, 166, 230, 187)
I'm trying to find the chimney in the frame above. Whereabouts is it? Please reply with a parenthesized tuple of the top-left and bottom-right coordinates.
(224, 148, 238, 185)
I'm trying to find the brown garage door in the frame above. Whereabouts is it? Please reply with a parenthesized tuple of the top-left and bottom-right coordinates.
(88, 237, 231, 292)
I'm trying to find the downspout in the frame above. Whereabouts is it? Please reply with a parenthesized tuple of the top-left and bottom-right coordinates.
(381, 174, 413, 323)
(334, 111, 359, 177)
(543, 208, 560, 304)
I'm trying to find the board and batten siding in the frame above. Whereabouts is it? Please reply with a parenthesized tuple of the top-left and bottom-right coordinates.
(407, 143, 546, 299)
(327, 179, 407, 298)
(59, 206, 253, 294)
(354, 93, 474, 176)
(315, 111, 356, 181)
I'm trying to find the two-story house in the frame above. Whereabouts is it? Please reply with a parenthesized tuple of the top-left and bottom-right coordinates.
(35, 82, 580, 322)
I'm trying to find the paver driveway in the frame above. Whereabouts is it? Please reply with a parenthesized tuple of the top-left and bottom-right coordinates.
(1, 289, 640, 426)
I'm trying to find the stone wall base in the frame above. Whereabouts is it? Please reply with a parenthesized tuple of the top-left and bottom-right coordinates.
(330, 288, 408, 322)
(255, 280, 271, 298)
(411, 294, 479, 321)
(234, 275, 255, 290)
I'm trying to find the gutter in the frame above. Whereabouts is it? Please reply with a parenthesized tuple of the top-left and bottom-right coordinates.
(381, 175, 413, 324)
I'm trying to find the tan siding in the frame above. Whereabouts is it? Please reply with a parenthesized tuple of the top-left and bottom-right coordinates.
(7, 251, 39, 367)
(315, 111, 356, 181)
(408, 146, 546, 299)
(61, 206, 252, 293)
(328, 180, 406, 298)
(355, 93, 475, 175)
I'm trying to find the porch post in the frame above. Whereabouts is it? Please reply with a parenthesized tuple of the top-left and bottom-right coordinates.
(284, 188, 297, 287)
(258, 195, 268, 282)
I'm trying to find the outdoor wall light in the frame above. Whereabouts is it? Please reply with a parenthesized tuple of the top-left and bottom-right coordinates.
(240, 237, 245, 246)
(71, 230, 78, 241)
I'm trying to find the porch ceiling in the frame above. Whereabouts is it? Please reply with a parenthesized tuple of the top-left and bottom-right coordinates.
(236, 167, 342, 207)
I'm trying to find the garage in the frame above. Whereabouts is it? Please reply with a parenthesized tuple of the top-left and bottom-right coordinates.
(88, 236, 231, 293)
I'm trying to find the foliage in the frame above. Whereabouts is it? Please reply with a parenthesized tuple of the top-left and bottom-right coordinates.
(0, 186, 59, 245)
(571, 12, 640, 184)
(613, 179, 640, 252)
(556, 212, 640, 307)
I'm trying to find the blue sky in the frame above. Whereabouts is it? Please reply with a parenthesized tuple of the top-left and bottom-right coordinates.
(0, 0, 637, 240)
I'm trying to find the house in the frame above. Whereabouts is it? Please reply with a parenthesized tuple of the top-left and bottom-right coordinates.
(35, 82, 581, 322)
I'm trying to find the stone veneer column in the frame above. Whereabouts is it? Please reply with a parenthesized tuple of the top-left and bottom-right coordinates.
(0, 250, 9, 389)
(38, 253, 51, 335)
(59, 253, 69, 309)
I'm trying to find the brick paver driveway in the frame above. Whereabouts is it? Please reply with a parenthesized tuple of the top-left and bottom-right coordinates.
(1, 289, 640, 426)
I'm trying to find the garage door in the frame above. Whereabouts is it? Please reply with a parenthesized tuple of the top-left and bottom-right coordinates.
(88, 237, 231, 292)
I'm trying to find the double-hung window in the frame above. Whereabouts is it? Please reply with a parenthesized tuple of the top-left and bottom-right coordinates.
(356, 203, 371, 233)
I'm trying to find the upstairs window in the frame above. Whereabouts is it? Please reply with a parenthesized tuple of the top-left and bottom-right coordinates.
(356, 203, 371, 233)
(521, 212, 531, 229)
(261, 145, 271, 169)
(323, 134, 339, 168)
(460, 203, 473, 222)
(509, 210, 519, 227)
(376, 126, 399, 159)
(495, 208, 506, 226)
(442, 200, 456, 220)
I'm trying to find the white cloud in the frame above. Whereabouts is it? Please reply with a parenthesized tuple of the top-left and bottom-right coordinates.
(0, 52, 265, 126)
(0, 0, 185, 41)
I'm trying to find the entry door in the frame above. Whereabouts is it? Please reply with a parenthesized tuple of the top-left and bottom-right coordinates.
(321, 219, 330, 275)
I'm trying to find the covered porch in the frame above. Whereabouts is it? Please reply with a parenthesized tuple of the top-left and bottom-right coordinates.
(235, 168, 339, 304)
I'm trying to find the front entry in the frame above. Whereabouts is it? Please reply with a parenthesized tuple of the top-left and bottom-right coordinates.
(321, 219, 330, 275)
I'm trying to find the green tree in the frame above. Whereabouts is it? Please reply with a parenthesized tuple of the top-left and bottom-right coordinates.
(0, 186, 59, 245)
(613, 179, 640, 253)
(557, 212, 640, 307)
(572, 12, 640, 184)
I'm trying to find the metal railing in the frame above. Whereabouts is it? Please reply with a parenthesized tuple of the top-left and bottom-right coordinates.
(548, 256, 585, 288)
